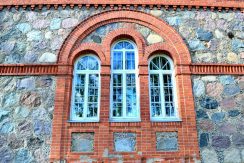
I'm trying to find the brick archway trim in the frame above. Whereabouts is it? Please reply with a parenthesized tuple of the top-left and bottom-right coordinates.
(68, 43, 106, 65)
(58, 10, 191, 65)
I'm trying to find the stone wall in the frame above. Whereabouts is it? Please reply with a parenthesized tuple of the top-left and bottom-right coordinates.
(0, 6, 243, 162)
(0, 8, 243, 64)
(0, 76, 55, 163)
(193, 75, 244, 163)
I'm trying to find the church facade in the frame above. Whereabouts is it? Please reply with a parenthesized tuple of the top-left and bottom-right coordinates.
(0, 0, 243, 162)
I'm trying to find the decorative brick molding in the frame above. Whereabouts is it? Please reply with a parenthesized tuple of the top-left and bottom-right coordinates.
(0, 64, 243, 76)
(0, 0, 243, 11)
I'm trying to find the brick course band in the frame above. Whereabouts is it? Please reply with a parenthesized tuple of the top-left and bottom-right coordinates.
(0, 0, 243, 11)
(0, 64, 243, 76)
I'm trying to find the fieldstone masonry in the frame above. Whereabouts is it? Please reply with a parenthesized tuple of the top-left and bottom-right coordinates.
(0, 76, 55, 162)
(0, 6, 243, 162)
(193, 75, 244, 163)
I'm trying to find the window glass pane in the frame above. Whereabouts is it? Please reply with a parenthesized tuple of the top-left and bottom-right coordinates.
(113, 51, 123, 70)
(74, 74, 85, 118)
(163, 75, 175, 117)
(87, 74, 99, 117)
(112, 74, 123, 117)
(125, 52, 135, 70)
(150, 56, 171, 70)
(77, 56, 99, 70)
(114, 41, 134, 50)
(126, 74, 137, 117)
(150, 74, 162, 117)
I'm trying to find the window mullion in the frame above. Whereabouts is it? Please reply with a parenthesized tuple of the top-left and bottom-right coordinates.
(83, 73, 89, 119)
(159, 73, 166, 118)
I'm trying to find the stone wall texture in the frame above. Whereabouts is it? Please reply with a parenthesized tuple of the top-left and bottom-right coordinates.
(0, 76, 55, 163)
(0, 6, 243, 162)
(193, 75, 244, 163)
(0, 8, 243, 64)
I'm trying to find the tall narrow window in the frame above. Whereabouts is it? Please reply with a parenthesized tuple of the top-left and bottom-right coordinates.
(110, 40, 140, 122)
(149, 55, 179, 121)
(70, 55, 100, 122)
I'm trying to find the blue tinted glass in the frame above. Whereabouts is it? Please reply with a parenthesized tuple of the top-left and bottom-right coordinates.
(125, 52, 135, 70)
(77, 56, 99, 70)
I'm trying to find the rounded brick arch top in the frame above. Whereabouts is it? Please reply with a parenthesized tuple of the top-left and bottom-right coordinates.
(102, 28, 146, 65)
(58, 10, 191, 65)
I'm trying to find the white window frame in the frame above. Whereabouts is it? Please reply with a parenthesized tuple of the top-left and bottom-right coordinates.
(148, 55, 180, 122)
(70, 54, 101, 122)
(110, 40, 140, 122)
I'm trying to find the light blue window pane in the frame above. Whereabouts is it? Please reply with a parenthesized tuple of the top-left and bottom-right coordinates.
(150, 56, 171, 70)
(113, 51, 123, 70)
(77, 56, 99, 70)
(126, 74, 137, 117)
(74, 103, 84, 117)
(113, 74, 123, 117)
(125, 52, 135, 70)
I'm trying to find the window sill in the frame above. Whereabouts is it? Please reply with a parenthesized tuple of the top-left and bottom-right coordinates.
(109, 118, 141, 123)
(67, 120, 99, 123)
(150, 118, 182, 122)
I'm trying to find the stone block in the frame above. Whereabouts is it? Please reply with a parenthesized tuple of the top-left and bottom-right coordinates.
(156, 132, 178, 151)
(200, 97, 219, 109)
(71, 133, 94, 152)
(223, 85, 240, 97)
(193, 79, 205, 97)
(212, 136, 231, 149)
(224, 148, 241, 163)
(114, 132, 136, 152)
(211, 112, 225, 123)
(196, 28, 213, 41)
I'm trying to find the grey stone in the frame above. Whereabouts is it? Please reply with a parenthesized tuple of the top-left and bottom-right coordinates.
(193, 80, 205, 97)
(233, 134, 244, 148)
(71, 133, 94, 152)
(224, 148, 241, 163)
(39, 52, 57, 63)
(166, 17, 182, 26)
(16, 23, 32, 34)
(156, 132, 178, 151)
(201, 148, 218, 163)
(200, 133, 209, 148)
(27, 137, 44, 150)
(196, 109, 208, 119)
(114, 133, 136, 152)
(0, 121, 13, 134)
(147, 34, 163, 44)
(14, 107, 30, 119)
(0, 135, 6, 147)
(232, 39, 244, 52)
(17, 120, 32, 137)
(196, 28, 213, 41)
(220, 75, 235, 85)
(27, 31, 42, 41)
(202, 76, 217, 81)
(91, 35, 101, 43)
(33, 40, 47, 50)
(211, 112, 225, 123)
(34, 120, 51, 135)
(2, 93, 17, 108)
(0, 110, 10, 121)
(0, 147, 14, 162)
(17, 77, 35, 90)
(220, 98, 236, 110)
(0, 41, 15, 54)
(228, 110, 240, 117)
(32, 108, 48, 120)
(8, 134, 24, 149)
(62, 18, 78, 29)
(15, 148, 32, 163)
(200, 97, 218, 109)
(215, 29, 224, 39)
(36, 77, 53, 87)
(223, 85, 240, 96)
(50, 37, 63, 50)
(218, 123, 236, 135)
(20, 92, 41, 107)
(188, 39, 205, 51)
(212, 136, 231, 149)
(24, 51, 37, 63)
(26, 12, 37, 22)
(50, 18, 61, 30)
(199, 120, 215, 131)
(33, 19, 50, 29)
(150, 10, 162, 17)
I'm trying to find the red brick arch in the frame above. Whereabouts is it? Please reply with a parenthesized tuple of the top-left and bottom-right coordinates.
(57, 10, 191, 65)
(102, 28, 146, 65)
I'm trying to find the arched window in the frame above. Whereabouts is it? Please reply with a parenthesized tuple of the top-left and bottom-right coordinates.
(149, 55, 178, 121)
(70, 55, 100, 122)
(110, 40, 140, 121)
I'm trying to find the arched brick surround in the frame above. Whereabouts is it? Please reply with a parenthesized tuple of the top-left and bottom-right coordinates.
(51, 10, 199, 162)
